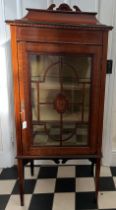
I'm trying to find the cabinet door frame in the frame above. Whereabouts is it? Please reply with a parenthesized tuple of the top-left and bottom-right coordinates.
(17, 41, 102, 157)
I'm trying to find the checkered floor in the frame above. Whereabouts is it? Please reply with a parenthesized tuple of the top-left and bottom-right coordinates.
(0, 164, 116, 210)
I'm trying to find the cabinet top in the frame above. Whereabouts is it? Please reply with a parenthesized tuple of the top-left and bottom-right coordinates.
(6, 3, 112, 31)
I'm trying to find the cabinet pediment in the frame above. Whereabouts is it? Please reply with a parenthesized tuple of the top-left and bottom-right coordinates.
(6, 3, 112, 31)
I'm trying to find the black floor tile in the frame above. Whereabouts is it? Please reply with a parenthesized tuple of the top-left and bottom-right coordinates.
(0, 166, 18, 180)
(110, 167, 116, 176)
(76, 192, 98, 209)
(76, 165, 93, 177)
(38, 166, 58, 178)
(55, 178, 75, 192)
(99, 177, 115, 191)
(1, 165, 116, 210)
(12, 179, 36, 194)
(29, 194, 53, 210)
(0, 195, 10, 210)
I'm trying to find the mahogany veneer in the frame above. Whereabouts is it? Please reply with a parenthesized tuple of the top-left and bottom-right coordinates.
(6, 3, 112, 206)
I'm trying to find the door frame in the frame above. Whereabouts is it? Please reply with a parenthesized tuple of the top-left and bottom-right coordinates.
(17, 41, 102, 157)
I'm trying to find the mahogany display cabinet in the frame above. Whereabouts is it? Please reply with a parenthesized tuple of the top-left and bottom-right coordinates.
(6, 3, 112, 206)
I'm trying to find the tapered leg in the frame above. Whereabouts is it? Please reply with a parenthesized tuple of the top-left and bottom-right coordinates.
(17, 159, 24, 206)
(89, 158, 96, 176)
(95, 158, 101, 202)
(91, 161, 94, 176)
(30, 160, 34, 176)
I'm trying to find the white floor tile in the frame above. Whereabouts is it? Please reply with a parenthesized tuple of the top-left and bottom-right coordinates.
(100, 166, 112, 177)
(57, 166, 75, 178)
(98, 191, 116, 209)
(66, 159, 90, 165)
(5, 194, 32, 210)
(24, 167, 39, 179)
(76, 177, 95, 192)
(34, 178, 56, 193)
(52, 193, 75, 210)
(0, 180, 16, 194)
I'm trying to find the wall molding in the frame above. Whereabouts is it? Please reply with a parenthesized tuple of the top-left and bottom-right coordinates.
(63, 0, 70, 4)
(97, 0, 116, 166)
(111, 150, 116, 166)
(47, 0, 54, 7)
(16, 0, 23, 18)
(0, 0, 7, 44)
(0, 117, 3, 152)
(0, 151, 15, 168)
(0, 0, 16, 167)
(0, 42, 15, 168)
(109, 0, 116, 166)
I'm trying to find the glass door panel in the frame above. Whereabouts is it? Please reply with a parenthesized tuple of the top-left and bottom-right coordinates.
(62, 124, 89, 146)
(39, 105, 60, 121)
(33, 124, 60, 146)
(29, 54, 91, 146)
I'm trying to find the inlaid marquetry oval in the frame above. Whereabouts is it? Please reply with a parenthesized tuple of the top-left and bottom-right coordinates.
(54, 93, 68, 114)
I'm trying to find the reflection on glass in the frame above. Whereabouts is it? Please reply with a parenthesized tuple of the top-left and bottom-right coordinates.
(33, 124, 60, 146)
(31, 83, 38, 121)
(39, 88, 60, 103)
(29, 54, 91, 146)
(62, 124, 88, 146)
(39, 105, 60, 121)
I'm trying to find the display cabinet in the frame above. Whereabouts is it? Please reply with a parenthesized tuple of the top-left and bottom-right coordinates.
(6, 3, 112, 206)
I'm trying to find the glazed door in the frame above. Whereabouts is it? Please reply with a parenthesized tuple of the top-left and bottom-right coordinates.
(18, 42, 101, 156)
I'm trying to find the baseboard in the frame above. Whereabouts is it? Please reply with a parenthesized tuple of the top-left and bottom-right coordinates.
(111, 150, 116, 166)
(0, 151, 15, 168)
(34, 159, 91, 165)
(1, 155, 112, 168)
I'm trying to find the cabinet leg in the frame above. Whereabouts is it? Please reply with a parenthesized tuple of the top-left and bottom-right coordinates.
(30, 160, 34, 176)
(95, 158, 101, 202)
(18, 159, 24, 206)
(89, 158, 96, 176)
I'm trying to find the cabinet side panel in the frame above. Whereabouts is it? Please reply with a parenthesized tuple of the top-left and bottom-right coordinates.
(97, 32, 109, 154)
(10, 26, 23, 155)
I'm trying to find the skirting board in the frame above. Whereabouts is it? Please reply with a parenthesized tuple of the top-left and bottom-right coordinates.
(0, 151, 15, 168)
(111, 151, 116, 166)
(1, 154, 116, 168)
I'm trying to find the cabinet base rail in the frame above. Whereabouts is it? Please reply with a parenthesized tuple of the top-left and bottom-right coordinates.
(17, 156, 101, 206)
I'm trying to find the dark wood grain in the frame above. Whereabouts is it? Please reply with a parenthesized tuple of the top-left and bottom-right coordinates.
(18, 159, 24, 206)
(6, 3, 112, 205)
(10, 26, 23, 156)
(17, 27, 103, 45)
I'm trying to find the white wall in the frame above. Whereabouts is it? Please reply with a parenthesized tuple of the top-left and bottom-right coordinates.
(0, 0, 50, 168)
(0, 0, 17, 168)
(0, 0, 116, 167)
(109, 1, 116, 165)
(97, 0, 116, 166)
(0, 118, 2, 152)
(0, 41, 15, 167)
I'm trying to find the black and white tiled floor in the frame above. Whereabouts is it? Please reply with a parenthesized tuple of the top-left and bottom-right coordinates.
(0, 164, 116, 210)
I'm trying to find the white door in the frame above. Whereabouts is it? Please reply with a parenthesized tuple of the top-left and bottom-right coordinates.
(0, 0, 115, 167)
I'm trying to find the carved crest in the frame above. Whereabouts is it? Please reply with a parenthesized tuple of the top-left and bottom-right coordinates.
(47, 4, 56, 11)
(47, 3, 81, 12)
(56, 3, 72, 11)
